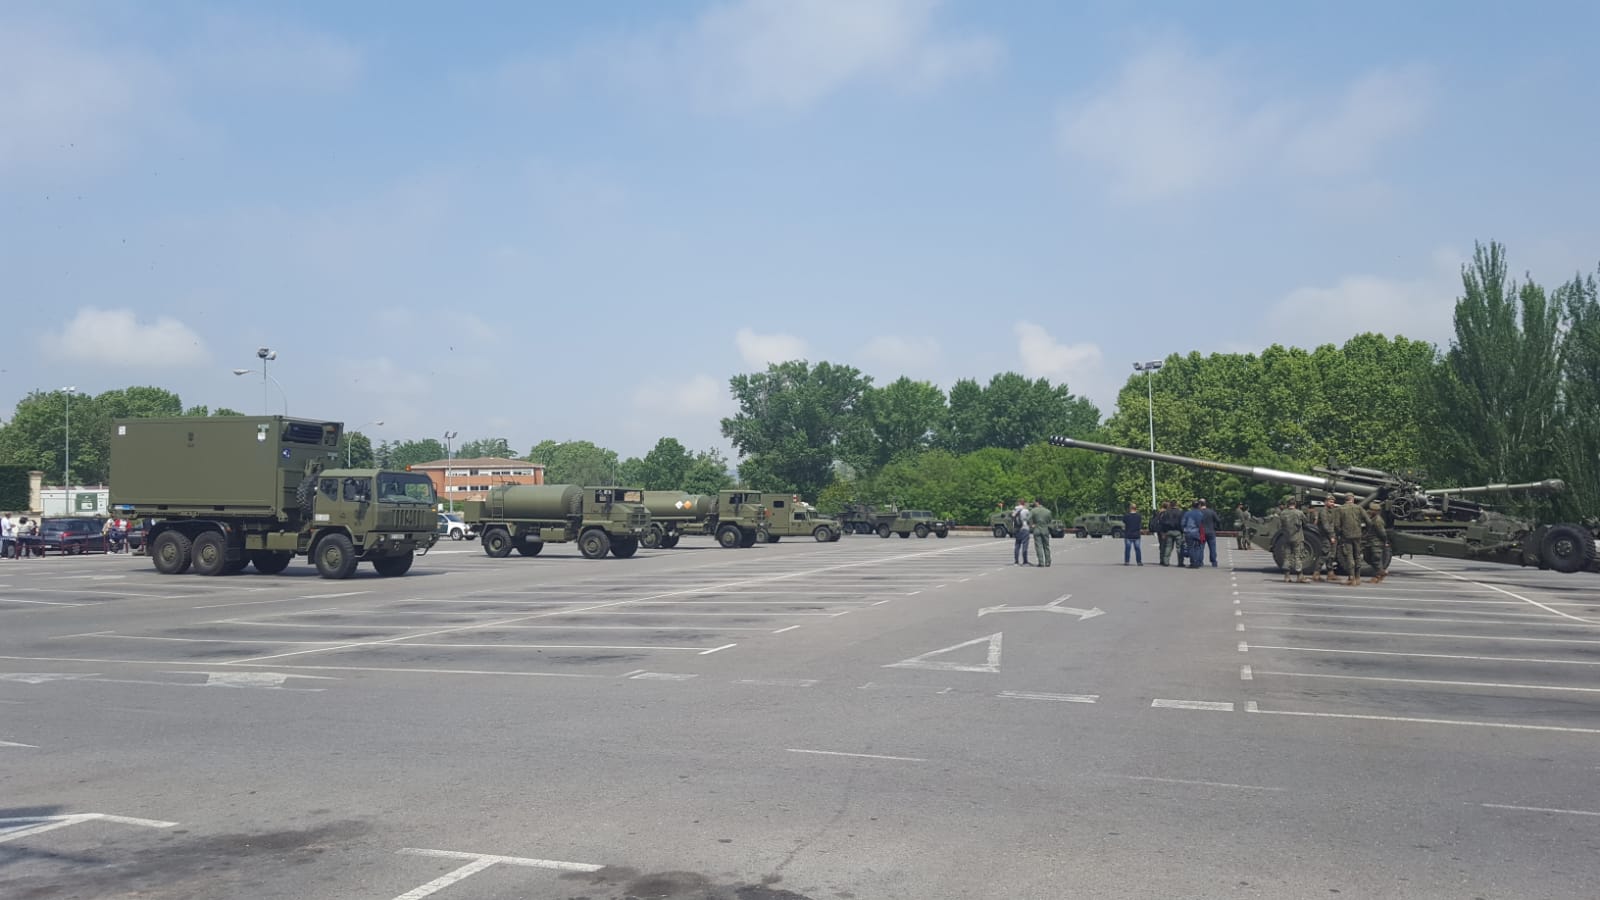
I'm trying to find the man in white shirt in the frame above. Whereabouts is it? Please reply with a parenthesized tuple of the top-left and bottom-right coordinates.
(1, 512, 13, 560)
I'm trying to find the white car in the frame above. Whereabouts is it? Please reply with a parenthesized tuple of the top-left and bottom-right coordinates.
(437, 512, 475, 541)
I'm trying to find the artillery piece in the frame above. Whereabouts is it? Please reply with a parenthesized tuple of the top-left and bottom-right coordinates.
(1048, 436, 1598, 575)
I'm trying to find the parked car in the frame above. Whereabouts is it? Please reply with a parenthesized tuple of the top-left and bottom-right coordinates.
(437, 512, 475, 541)
(37, 517, 108, 554)
(125, 518, 155, 553)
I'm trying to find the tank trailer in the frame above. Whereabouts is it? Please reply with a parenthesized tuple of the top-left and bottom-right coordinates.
(109, 416, 438, 579)
(1049, 436, 1597, 576)
(464, 484, 651, 560)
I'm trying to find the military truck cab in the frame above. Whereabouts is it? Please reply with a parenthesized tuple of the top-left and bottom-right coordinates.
(711, 491, 767, 548)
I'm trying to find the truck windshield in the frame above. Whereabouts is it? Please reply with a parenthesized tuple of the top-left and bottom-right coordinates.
(377, 473, 436, 505)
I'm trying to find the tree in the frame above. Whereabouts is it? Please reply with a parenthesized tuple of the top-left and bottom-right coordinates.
(856, 377, 947, 469)
(637, 437, 693, 490)
(340, 431, 376, 468)
(457, 438, 514, 459)
(721, 360, 872, 498)
(937, 373, 1098, 453)
(681, 448, 735, 495)
(1555, 264, 1600, 517)
(0, 386, 190, 486)
(528, 439, 620, 485)
(385, 439, 447, 470)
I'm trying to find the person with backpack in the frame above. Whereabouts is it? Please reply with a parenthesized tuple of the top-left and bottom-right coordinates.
(1180, 501, 1204, 569)
(1011, 499, 1032, 566)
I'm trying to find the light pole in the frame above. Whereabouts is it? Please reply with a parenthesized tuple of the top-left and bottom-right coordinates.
(231, 347, 286, 415)
(348, 420, 383, 467)
(1132, 360, 1164, 511)
(442, 431, 458, 512)
(62, 386, 77, 493)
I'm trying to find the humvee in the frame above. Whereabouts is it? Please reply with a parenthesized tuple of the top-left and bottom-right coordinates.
(879, 509, 949, 539)
(1071, 513, 1124, 538)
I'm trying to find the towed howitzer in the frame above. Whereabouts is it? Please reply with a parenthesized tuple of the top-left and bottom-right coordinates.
(1048, 436, 1597, 575)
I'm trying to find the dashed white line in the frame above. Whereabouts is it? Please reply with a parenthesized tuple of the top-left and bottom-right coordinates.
(786, 748, 927, 762)
(698, 643, 736, 655)
(628, 672, 697, 681)
(735, 678, 818, 687)
(1118, 775, 1281, 792)
(771, 625, 801, 634)
(1246, 644, 1600, 667)
(1245, 702, 1600, 734)
(1254, 670, 1600, 694)
(1480, 804, 1600, 817)
(1248, 625, 1600, 645)
(1151, 699, 1235, 712)
(1240, 665, 1253, 681)
(998, 690, 1098, 704)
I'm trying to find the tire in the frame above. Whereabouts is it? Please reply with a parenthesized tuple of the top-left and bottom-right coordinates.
(191, 531, 228, 577)
(936, 530, 948, 539)
(829, 529, 841, 542)
(877, 523, 892, 539)
(295, 474, 318, 510)
(914, 524, 929, 539)
(641, 524, 664, 550)
(1540, 524, 1596, 574)
(610, 537, 639, 559)
(813, 526, 833, 543)
(250, 551, 292, 575)
(993, 525, 1008, 538)
(1111, 528, 1124, 539)
(661, 534, 680, 549)
(151, 531, 192, 575)
(897, 531, 909, 538)
(717, 524, 742, 549)
(1075, 528, 1088, 538)
(449, 528, 464, 541)
(739, 529, 759, 548)
(372, 551, 414, 577)
(579, 529, 611, 560)
(223, 557, 250, 575)
(314, 533, 358, 579)
(482, 527, 513, 558)
(514, 540, 544, 557)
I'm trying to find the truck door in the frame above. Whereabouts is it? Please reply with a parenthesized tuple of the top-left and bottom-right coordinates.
(338, 476, 373, 532)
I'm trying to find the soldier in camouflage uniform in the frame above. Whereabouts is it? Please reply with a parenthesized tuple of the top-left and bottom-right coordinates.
(1279, 499, 1307, 583)
(1235, 503, 1252, 549)
(1029, 500, 1054, 568)
(1363, 500, 1390, 583)
(1302, 497, 1327, 581)
(1336, 493, 1368, 585)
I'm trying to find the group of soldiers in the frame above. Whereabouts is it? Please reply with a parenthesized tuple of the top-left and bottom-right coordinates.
(1274, 493, 1390, 585)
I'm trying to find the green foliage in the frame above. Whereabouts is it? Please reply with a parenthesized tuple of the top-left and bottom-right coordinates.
(340, 432, 376, 468)
(528, 439, 619, 485)
(939, 373, 1098, 453)
(0, 465, 30, 511)
(0, 386, 191, 486)
(851, 377, 948, 469)
(636, 438, 692, 490)
(681, 448, 735, 495)
(456, 437, 514, 459)
(1556, 265, 1600, 517)
(722, 360, 873, 498)
(381, 439, 447, 470)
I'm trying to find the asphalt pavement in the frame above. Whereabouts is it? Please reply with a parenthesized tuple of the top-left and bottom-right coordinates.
(2, 531, 1598, 899)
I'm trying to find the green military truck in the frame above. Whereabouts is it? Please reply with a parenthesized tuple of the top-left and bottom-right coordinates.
(638, 490, 770, 549)
(755, 496, 843, 543)
(989, 510, 1066, 539)
(464, 485, 650, 559)
(109, 416, 438, 578)
(838, 502, 898, 535)
(880, 509, 950, 539)
(1071, 513, 1125, 538)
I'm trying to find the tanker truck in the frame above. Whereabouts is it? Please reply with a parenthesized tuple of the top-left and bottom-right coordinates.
(639, 490, 772, 549)
(109, 416, 438, 578)
(1048, 436, 1596, 575)
(463, 484, 651, 559)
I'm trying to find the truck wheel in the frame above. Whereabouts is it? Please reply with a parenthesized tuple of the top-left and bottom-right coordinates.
(250, 551, 292, 575)
(482, 528, 513, 558)
(877, 523, 891, 539)
(314, 534, 358, 579)
(992, 525, 1007, 538)
(661, 534, 680, 549)
(813, 526, 833, 542)
(739, 529, 759, 548)
(914, 524, 929, 538)
(1540, 524, 1596, 574)
(190, 531, 228, 576)
(1075, 528, 1088, 538)
(295, 474, 318, 510)
(514, 539, 544, 557)
(936, 529, 948, 539)
(151, 531, 192, 575)
(830, 529, 842, 541)
(1111, 528, 1124, 539)
(372, 551, 414, 577)
(717, 524, 742, 549)
(579, 529, 611, 560)
(223, 557, 250, 574)
(641, 524, 664, 550)
(610, 537, 639, 559)
(897, 531, 909, 538)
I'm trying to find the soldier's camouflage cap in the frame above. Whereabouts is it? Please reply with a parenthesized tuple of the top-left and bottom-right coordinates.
(1368, 500, 1383, 510)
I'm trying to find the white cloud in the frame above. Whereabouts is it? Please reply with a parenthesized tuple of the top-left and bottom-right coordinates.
(633, 374, 733, 418)
(1014, 322, 1103, 383)
(41, 308, 210, 367)
(1262, 248, 1462, 347)
(735, 328, 809, 368)
(1056, 41, 1429, 200)
(858, 334, 941, 375)
(489, 0, 1000, 113)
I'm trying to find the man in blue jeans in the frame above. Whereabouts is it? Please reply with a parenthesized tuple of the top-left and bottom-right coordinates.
(1122, 503, 1143, 566)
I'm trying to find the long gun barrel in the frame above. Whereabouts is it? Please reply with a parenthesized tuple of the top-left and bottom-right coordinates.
(1048, 436, 1386, 497)
(1426, 480, 1567, 497)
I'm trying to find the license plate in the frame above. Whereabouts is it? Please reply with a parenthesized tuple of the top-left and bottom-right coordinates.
(390, 534, 406, 540)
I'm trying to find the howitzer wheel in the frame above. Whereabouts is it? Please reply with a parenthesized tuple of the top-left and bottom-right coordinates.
(1540, 524, 1596, 574)
(1272, 531, 1323, 574)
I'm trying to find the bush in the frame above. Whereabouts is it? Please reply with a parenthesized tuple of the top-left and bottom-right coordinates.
(0, 465, 29, 511)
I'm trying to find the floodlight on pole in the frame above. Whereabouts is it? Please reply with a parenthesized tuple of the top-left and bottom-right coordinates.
(231, 348, 285, 415)
(62, 386, 77, 491)
(1132, 360, 1164, 511)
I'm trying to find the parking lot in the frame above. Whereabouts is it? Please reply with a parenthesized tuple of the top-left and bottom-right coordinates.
(4, 534, 1598, 898)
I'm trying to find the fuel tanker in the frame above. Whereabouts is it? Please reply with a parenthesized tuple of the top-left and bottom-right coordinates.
(463, 484, 650, 560)
(638, 490, 771, 549)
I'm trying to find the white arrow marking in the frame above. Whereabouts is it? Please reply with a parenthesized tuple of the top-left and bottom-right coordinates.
(0, 673, 100, 684)
(885, 633, 1003, 673)
(979, 594, 1104, 620)
(191, 671, 336, 688)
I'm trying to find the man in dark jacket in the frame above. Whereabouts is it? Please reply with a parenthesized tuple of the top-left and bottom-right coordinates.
(1180, 502, 1204, 569)
(1197, 499, 1221, 567)
(1122, 504, 1143, 565)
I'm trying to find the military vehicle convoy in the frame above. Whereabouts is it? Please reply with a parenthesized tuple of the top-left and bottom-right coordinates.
(755, 495, 843, 543)
(109, 416, 438, 578)
(1050, 436, 1598, 575)
(880, 509, 949, 539)
(464, 484, 650, 559)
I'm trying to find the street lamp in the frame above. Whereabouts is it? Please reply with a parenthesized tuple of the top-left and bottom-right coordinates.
(1132, 360, 1164, 511)
(62, 386, 77, 492)
(348, 420, 384, 467)
(231, 347, 286, 415)
(442, 430, 458, 512)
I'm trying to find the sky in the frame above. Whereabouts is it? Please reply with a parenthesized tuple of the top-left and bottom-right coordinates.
(4, 0, 1599, 461)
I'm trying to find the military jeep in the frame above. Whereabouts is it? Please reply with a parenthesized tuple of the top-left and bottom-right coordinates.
(879, 509, 949, 539)
(1071, 513, 1124, 539)
(989, 511, 1066, 539)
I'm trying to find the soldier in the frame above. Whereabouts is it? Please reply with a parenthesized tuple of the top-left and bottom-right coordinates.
(1279, 498, 1307, 582)
(1364, 500, 1390, 583)
(1336, 493, 1367, 585)
(1235, 503, 1252, 549)
(1307, 496, 1337, 582)
(1030, 499, 1054, 568)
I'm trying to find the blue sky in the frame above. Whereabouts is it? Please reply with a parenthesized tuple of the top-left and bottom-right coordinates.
(4, 0, 1598, 460)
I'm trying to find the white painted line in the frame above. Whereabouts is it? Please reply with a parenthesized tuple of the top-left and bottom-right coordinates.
(66, 633, 337, 645)
(1399, 557, 1600, 624)
(1238, 641, 1249, 652)
(908, 591, 922, 596)
(1240, 665, 1253, 681)
(392, 856, 498, 898)
(1249, 625, 1600, 645)
(1480, 804, 1600, 817)
(1254, 670, 1600, 695)
(385, 642, 709, 652)
(872, 599, 892, 606)
(1236, 623, 1245, 632)
(884, 633, 1003, 673)
(1, 739, 38, 748)
(0, 654, 605, 678)
(1241, 609, 1600, 627)
(1246, 644, 1600, 667)
(772, 625, 800, 634)
(1151, 699, 1235, 712)
(620, 669, 646, 678)
(735, 678, 819, 687)
(0, 597, 86, 607)
(192, 590, 372, 610)
(628, 672, 697, 681)
(1118, 775, 1282, 792)
(1234, 609, 1242, 616)
(399, 847, 602, 871)
(0, 812, 176, 844)
(1245, 703, 1600, 734)
(998, 690, 1098, 703)
(786, 748, 927, 762)
(699, 643, 736, 655)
